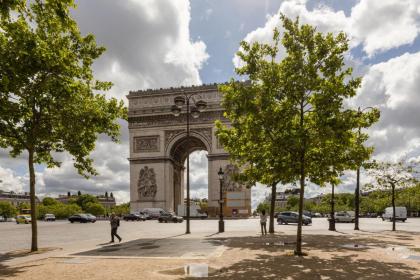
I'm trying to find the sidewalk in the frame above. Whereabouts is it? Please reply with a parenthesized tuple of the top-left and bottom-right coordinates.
(2, 219, 420, 279)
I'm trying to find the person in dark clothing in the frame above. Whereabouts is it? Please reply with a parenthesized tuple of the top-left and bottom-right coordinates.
(110, 212, 122, 243)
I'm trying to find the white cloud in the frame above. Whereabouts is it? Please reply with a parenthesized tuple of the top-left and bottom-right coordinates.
(350, 0, 420, 57)
(234, 0, 420, 67)
(1, 0, 209, 204)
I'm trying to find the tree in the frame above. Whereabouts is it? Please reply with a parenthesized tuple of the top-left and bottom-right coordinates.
(111, 203, 130, 216)
(286, 196, 299, 210)
(67, 192, 71, 197)
(18, 202, 30, 212)
(76, 194, 98, 210)
(0, 201, 17, 219)
(256, 202, 270, 213)
(216, 23, 295, 235)
(110, 192, 114, 198)
(218, 15, 376, 255)
(365, 160, 418, 231)
(0, 1, 126, 251)
(42, 197, 58, 206)
(105, 191, 108, 198)
(77, 191, 82, 196)
(85, 202, 105, 216)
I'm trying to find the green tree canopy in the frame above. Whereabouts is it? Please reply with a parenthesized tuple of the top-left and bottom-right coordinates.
(0, 201, 18, 219)
(85, 202, 105, 216)
(42, 197, 58, 206)
(0, 0, 126, 251)
(217, 15, 378, 255)
(76, 194, 98, 210)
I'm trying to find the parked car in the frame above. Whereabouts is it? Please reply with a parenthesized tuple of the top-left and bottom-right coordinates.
(142, 208, 165, 219)
(139, 211, 151, 220)
(0, 216, 5, 222)
(277, 211, 312, 225)
(123, 213, 146, 221)
(334, 212, 355, 223)
(44, 213, 56, 221)
(68, 214, 91, 223)
(158, 212, 183, 223)
(85, 213, 97, 223)
(16, 215, 32, 224)
(382, 207, 407, 222)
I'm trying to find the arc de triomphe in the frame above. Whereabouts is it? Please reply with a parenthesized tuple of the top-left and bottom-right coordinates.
(127, 84, 251, 217)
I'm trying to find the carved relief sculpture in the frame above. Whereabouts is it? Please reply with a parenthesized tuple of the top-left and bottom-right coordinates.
(223, 164, 243, 191)
(134, 136, 160, 152)
(138, 166, 158, 200)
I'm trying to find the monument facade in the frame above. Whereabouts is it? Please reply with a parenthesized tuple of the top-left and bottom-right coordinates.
(127, 84, 251, 217)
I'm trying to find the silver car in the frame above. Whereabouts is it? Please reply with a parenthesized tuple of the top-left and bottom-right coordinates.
(334, 212, 354, 223)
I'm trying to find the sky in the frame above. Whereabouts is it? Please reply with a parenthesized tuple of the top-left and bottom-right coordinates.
(1, 0, 419, 210)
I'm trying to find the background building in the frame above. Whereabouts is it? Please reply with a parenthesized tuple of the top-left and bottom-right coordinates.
(0, 190, 40, 207)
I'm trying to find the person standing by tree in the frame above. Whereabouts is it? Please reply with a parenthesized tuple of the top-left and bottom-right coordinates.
(260, 209, 268, 235)
(109, 212, 122, 243)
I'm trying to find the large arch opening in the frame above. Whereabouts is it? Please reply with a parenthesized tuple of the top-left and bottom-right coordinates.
(170, 135, 209, 215)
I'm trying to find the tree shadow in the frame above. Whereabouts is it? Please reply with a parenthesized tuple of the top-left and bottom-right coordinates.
(178, 234, 420, 279)
(0, 250, 43, 279)
(200, 253, 418, 279)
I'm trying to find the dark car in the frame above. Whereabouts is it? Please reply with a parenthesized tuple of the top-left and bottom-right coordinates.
(123, 213, 146, 221)
(85, 213, 97, 223)
(68, 214, 91, 223)
(158, 212, 183, 223)
(277, 211, 312, 225)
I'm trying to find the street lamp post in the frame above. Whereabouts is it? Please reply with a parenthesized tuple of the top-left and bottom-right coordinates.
(171, 90, 207, 234)
(354, 106, 374, 231)
(218, 167, 224, 233)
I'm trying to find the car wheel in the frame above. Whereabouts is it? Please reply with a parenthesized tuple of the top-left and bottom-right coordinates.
(158, 219, 162, 223)
(70, 220, 74, 223)
(403, 219, 406, 222)
(278, 219, 284, 225)
(16, 221, 19, 224)
(173, 219, 178, 223)
(382, 217, 384, 221)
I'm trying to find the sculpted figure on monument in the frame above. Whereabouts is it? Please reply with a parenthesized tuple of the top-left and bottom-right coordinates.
(138, 166, 157, 199)
(223, 164, 243, 192)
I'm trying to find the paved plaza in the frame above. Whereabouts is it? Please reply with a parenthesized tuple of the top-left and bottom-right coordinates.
(1, 218, 420, 279)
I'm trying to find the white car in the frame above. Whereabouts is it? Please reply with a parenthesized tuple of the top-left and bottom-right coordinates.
(334, 212, 355, 223)
(382, 207, 407, 222)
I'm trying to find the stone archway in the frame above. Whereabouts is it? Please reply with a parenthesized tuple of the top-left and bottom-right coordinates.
(127, 84, 251, 217)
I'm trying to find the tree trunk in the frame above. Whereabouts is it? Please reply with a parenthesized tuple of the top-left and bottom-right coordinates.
(295, 154, 305, 256)
(391, 183, 396, 232)
(329, 183, 336, 231)
(28, 150, 38, 251)
(354, 167, 360, 230)
(269, 183, 277, 234)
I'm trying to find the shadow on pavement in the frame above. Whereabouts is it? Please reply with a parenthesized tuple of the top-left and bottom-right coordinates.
(177, 234, 420, 279)
(77, 233, 222, 257)
(0, 249, 49, 279)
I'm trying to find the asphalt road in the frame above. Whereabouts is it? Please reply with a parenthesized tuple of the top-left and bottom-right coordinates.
(1, 217, 420, 254)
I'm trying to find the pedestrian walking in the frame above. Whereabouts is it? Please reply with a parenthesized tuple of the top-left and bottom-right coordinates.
(110, 212, 122, 243)
(260, 209, 267, 235)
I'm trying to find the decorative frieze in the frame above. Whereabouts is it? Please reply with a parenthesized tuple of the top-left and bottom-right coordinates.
(133, 136, 160, 153)
(128, 110, 227, 128)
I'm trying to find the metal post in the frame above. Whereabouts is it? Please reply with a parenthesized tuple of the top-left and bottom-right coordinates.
(186, 96, 190, 234)
(329, 183, 336, 231)
(219, 171, 224, 233)
(355, 163, 360, 230)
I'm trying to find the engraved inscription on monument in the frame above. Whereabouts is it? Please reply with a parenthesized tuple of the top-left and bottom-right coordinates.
(138, 166, 158, 200)
(134, 136, 160, 152)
